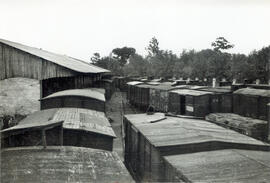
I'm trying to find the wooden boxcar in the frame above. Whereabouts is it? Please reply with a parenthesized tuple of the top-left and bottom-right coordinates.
(163, 149, 270, 182)
(1, 108, 116, 151)
(147, 82, 182, 113)
(196, 87, 233, 113)
(123, 113, 269, 182)
(126, 81, 144, 105)
(168, 89, 213, 117)
(267, 103, 270, 142)
(233, 88, 270, 120)
(1, 146, 134, 183)
(98, 79, 115, 100)
(40, 88, 106, 112)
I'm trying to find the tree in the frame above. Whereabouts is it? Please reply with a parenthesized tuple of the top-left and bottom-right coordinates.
(211, 37, 234, 52)
(90, 52, 101, 64)
(112, 47, 136, 67)
(146, 37, 160, 56)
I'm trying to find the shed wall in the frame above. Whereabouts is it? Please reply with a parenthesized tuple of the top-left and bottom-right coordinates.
(0, 43, 78, 80)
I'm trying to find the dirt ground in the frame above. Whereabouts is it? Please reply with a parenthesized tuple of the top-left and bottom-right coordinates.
(105, 91, 139, 161)
(0, 77, 40, 129)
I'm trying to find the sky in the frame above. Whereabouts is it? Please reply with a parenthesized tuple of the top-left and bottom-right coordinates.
(0, 0, 270, 62)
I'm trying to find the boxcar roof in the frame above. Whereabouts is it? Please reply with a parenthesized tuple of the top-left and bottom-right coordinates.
(41, 88, 105, 102)
(127, 81, 144, 85)
(196, 86, 232, 93)
(124, 113, 268, 148)
(1, 146, 134, 183)
(0, 38, 109, 74)
(170, 89, 213, 96)
(164, 149, 270, 183)
(234, 88, 270, 97)
(2, 108, 116, 138)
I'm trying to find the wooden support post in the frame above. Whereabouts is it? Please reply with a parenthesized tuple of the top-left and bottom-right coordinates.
(59, 125, 63, 146)
(42, 129, 47, 149)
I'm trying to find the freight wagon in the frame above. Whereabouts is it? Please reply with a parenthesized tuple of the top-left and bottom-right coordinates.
(98, 78, 115, 100)
(163, 149, 270, 182)
(196, 87, 233, 113)
(123, 113, 269, 182)
(126, 81, 144, 105)
(40, 88, 106, 112)
(1, 146, 134, 183)
(168, 89, 213, 117)
(1, 108, 116, 151)
(233, 88, 270, 120)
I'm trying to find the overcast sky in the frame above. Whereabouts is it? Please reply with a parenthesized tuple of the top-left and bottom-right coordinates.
(0, 0, 269, 61)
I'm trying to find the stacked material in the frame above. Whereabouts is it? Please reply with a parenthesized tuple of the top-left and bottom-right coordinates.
(1, 146, 134, 183)
(206, 113, 268, 140)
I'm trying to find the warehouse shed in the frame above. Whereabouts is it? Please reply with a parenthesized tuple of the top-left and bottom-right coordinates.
(2, 108, 116, 151)
(168, 89, 213, 117)
(1, 146, 134, 183)
(0, 38, 110, 97)
(123, 113, 269, 182)
(40, 88, 105, 112)
(163, 149, 270, 182)
(233, 88, 270, 120)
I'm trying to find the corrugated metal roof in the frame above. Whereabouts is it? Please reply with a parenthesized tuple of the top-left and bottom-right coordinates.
(1, 108, 115, 138)
(164, 149, 270, 182)
(0, 38, 110, 73)
(1, 146, 134, 183)
(53, 108, 116, 137)
(124, 113, 268, 148)
(170, 89, 213, 96)
(234, 88, 270, 97)
(41, 88, 105, 102)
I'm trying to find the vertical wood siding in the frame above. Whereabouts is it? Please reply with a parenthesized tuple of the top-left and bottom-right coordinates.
(0, 43, 80, 80)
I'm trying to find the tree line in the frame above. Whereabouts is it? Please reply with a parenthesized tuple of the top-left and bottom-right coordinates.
(91, 37, 270, 83)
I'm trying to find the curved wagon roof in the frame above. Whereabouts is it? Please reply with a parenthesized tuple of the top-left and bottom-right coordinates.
(41, 88, 106, 102)
(1, 146, 134, 183)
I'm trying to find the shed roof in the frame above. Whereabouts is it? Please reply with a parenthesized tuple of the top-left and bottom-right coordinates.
(234, 88, 270, 97)
(127, 81, 144, 86)
(0, 38, 110, 74)
(41, 88, 105, 102)
(1, 146, 134, 183)
(124, 113, 268, 149)
(164, 149, 270, 183)
(2, 108, 115, 138)
(170, 89, 213, 96)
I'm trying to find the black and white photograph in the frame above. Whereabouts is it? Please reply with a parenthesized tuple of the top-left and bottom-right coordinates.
(0, 0, 270, 182)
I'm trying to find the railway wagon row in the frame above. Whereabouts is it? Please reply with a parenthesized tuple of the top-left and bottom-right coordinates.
(1, 87, 134, 182)
(127, 81, 234, 117)
(126, 81, 270, 119)
(123, 113, 270, 182)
